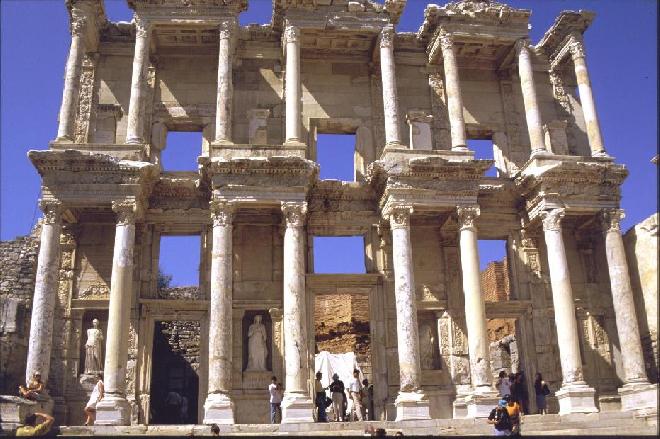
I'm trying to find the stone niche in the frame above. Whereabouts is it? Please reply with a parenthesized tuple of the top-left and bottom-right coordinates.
(241, 310, 272, 389)
(79, 311, 108, 377)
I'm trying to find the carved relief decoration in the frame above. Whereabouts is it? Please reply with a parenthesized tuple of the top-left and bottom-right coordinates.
(281, 202, 307, 228)
(388, 205, 413, 230)
(601, 208, 624, 234)
(549, 70, 572, 113)
(456, 205, 480, 231)
(210, 200, 234, 227)
(541, 208, 564, 232)
(112, 201, 138, 225)
(39, 200, 63, 225)
(380, 26, 395, 49)
(283, 25, 299, 44)
(75, 54, 98, 144)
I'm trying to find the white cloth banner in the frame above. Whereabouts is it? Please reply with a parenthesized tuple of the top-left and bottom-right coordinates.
(314, 351, 363, 390)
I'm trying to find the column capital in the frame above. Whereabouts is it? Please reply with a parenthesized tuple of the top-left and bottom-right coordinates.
(134, 15, 152, 39)
(437, 28, 454, 51)
(39, 200, 64, 225)
(514, 38, 531, 55)
(456, 205, 480, 231)
(568, 33, 586, 61)
(268, 307, 283, 320)
(281, 201, 307, 228)
(219, 18, 237, 40)
(386, 205, 413, 230)
(540, 208, 565, 232)
(112, 200, 139, 225)
(283, 25, 300, 44)
(210, 200, 235, 227)
(380, 25, 395, 49)
(70, 13, 88, 37)
(601, 208, 625, 233)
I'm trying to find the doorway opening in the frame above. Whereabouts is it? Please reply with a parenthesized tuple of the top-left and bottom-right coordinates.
(149, 320, 200, 424)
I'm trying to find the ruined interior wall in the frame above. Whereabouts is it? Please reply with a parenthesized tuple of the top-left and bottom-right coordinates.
(233, 224, 282, 301)
(396, 62, 433, 147)
(74, 223, 114, 298)
(411, 225, 445, 302)
(624, 213, 658, 383)
(96, 51, 133, 143)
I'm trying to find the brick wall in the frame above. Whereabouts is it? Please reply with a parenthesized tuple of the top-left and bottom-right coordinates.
(481, 257, 509, 302)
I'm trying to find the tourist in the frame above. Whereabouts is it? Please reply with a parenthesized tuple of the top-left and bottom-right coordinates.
(534, 373, 550, 415)
(348, 369, 364, 421)
(487, 399, 512, 436)
(328, 373, 345, 421)
(18, 372, 46, 401)
(515, 371, 529, 414)
(507, 373, 517, 404)
(361, 378, 373, 420)
(83, 373, 104, 426)
(374, 428, 387, 436)
(268, 376, 283, 424)
(314, 371, 328, 422)
(210, 423, 220, 436)
(504, 394, 523, 435)
(15, 412, 54, 437)
(496, 370, 510, 397)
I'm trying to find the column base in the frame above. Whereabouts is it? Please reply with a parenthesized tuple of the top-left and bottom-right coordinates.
(592, 150, 611, 158)
(211, 139, 234, 146)
(203, 393, 235, 425)
(451, 145, 469, 152)
(53, 136, 73, 143)
(465, 388, 500, 418)
(394, 391, 430, 421)
(283, 139, 306, 147)
(281, 391, 314, 423)
(556, 383, 598, 415)
(618, 382, 658, 413)
(94, 394, 131, 426)
(125, 137, 144, 145)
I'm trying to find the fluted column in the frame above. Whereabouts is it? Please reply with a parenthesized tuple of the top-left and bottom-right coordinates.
(125, 17, 151, 144)
(541, 208, 597, 414)
(203, 201, 235, 424)
(214, 20, 235, 144)
(568, 34, 607, 157)
(281, 202, 314, 423)
(380, 25, 402, 146)
(25, 201, 63, 388)
(56, 15, 87, 141)
(601, 209, 658, 411)
(516, 39, 545, 155)
(95, 201, 138, 425)
(284, 25, 302, 145)
(439, 30, 467, 151)
(388, 205, 430, 421)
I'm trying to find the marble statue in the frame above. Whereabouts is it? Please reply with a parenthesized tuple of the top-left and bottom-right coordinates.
(246, 315, 268, 371)
(84, 318, 104, 374)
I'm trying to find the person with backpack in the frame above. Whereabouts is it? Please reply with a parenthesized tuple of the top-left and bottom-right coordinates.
(328, 373, 346, 421)
(534, 373, 550, 415)
(487, 399, 512, 436)
(504, 394, 523, 436)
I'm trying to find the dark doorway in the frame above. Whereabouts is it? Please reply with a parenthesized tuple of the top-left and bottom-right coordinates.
(149, 320, 200, 424)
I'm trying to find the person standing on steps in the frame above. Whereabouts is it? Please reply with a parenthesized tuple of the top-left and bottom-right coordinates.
(328, 373, 345, 422)
(314, 371, 328, 422)
(348, 369, 364, 421)
(496, 370, 511, 397)
(268, 376, 283, 424)
(487, 399, 512, 436)
(534, 373, 550, 415)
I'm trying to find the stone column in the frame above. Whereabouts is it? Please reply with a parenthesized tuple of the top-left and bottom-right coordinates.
(280, 202, 314, 422)
(125, 17, 151, 144)
(380, 25, 402, 147)
(284, 25, 302, 145)
(95, 201, 138, 425)
(214, 20, 235, 144)
(439, 30, 467, 151)
(516, 39, 545, 155)
(388, 205, 430, 421)
(203, 201, 236, 424)
(568, 35, 607, 157)
(25, 201, 63, 390)
(56, 16, 87, 141)
(456, 205, 498, 417)
(601, 209, 658, 411)
(541, 208, 597, 414)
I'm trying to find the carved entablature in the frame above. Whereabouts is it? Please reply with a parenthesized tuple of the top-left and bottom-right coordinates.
(536, 10, 594, 69)
(127, 0, 248, 21)
(150, 175, 207, 210)
(66, 0, 107, 49)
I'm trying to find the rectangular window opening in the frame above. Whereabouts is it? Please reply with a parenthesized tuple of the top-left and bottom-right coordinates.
(313, 236, 366, 274)
(162, 131, 204, 171)
(468, 138, 498, 177)
(316, 134, 356, 181)
(478, 239, 509, 302)
(158, 235, 201, 288)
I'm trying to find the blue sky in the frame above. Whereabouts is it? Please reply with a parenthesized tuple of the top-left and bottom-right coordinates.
(1, 0, 657, 282)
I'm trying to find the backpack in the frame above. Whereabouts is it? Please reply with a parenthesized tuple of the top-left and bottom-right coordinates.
(490, 407, 512, 431)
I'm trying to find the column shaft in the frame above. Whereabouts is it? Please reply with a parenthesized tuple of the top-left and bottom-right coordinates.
(457, 206, 492, 390)
(389, 208, 422, 391)
(602, 210, 649, 383)
(25, 202, 62, 384)
(126, 18, 151, 144)
(56, 22, 86, 141)
(284, 26, 302, 144)
(569, 37, 606, 156)
(440, 31, 466, 150)
(517, 40, 545, 154)
(541, 209, 584, 385)
(380, 26, 402, 146)
(214, 21, 233, 143)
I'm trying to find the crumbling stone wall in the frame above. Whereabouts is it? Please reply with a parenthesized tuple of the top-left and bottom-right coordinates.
(0, 225, 40, 394)
(481, 257, 510, 302)
(160, 320, 202, 372)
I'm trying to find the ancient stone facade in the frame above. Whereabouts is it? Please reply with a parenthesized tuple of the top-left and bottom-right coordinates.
(3, 0, 658, 428)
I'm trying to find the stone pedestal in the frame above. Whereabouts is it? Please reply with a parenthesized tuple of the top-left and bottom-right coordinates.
(281, 392, 315, 424)
(203, 393, 235, 425)
(95, 394, 131, 425)
(618, 383, 658, 413)
(556, 384, 598, 415)
(465, 390, 500, 418)
(395, 391, 430, 421)
(0, 396, 53, 431)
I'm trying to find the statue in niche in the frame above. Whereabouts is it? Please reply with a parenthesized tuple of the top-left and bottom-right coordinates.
(419, 322, 437, 370)
(246, 315, 268, 371)
(84, 319, 104, 374)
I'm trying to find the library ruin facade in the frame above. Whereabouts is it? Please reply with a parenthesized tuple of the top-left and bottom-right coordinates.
(2, 0, 658, 427)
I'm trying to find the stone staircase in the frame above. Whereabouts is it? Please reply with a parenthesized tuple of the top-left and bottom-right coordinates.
(56, 411, 657, 436)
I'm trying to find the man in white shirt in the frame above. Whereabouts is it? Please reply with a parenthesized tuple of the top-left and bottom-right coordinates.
(269, 376, 283, 423)
(348, 369, 364, 421)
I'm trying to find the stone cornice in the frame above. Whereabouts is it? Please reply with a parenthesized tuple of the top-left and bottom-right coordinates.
(128, 0, 248, 13)
(535, 10, 594, 62)
(29, 149, 157, 176)
(204, 156, 318, 178)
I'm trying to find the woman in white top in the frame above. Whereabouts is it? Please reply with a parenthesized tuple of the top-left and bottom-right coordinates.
(84, 374, 104, 426)
(496, 370, 511, 397)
